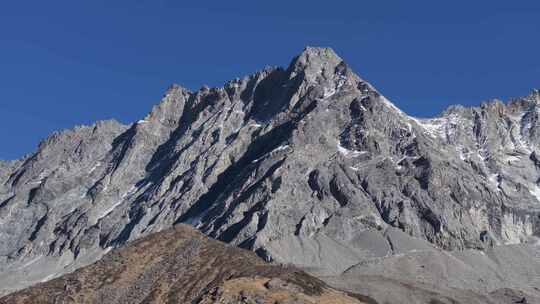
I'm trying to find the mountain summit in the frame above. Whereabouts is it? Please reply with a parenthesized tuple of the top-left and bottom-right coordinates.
(1, 47, 539, 303)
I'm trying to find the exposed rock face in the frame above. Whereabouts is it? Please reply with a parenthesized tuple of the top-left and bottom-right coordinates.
(0, 47, 539, 302)
(0, 224, 367, 304)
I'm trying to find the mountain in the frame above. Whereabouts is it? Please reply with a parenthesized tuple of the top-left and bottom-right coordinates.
(0, 47, 539, 303)
(0, 224, 368, 304)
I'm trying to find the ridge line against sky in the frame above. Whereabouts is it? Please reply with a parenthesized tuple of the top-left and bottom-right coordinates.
(1, 0, 539, 160)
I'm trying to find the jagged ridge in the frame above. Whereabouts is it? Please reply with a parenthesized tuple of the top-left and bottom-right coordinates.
(0, 47, 539, 303)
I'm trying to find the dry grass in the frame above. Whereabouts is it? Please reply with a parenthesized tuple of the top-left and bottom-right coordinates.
(1, 225, 369, 304)
(197, 276, 366, 304)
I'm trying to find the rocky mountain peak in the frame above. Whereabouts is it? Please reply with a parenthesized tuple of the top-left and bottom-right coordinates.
(288, 47, 345, 81)
(163, 83, 191, 97)
(0, 47, 539, 303)
(530, 88, 540, 102)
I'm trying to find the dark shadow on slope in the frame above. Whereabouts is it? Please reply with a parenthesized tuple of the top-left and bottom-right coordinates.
(175, 91, 319, 229)
(141, 93, 202, 186)
(215, 158, 286, 243)
(86, 125, 137, 200)
(109, 125, 138, 175)
(174, 121, 295, 225)
(247, 68, 290, 122)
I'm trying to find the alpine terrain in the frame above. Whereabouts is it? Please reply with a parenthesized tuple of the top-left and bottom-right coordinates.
(1, 224, 369, 304)
(1, 47, 539, 303)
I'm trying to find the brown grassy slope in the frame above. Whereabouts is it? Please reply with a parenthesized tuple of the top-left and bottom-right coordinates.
(0, 224, 369, 304)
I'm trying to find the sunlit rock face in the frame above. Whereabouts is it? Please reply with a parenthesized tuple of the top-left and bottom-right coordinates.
(0, 47, 539, 302)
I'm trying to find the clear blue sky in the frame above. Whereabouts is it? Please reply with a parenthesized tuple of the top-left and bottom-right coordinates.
(1, 1, 539, 160)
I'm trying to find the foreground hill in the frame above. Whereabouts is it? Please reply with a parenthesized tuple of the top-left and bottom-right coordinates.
(0, 224, 368, 304)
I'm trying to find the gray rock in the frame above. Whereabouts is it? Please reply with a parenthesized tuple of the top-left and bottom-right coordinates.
(324, 232, 540, 303)
(0, 47, 539, 303)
